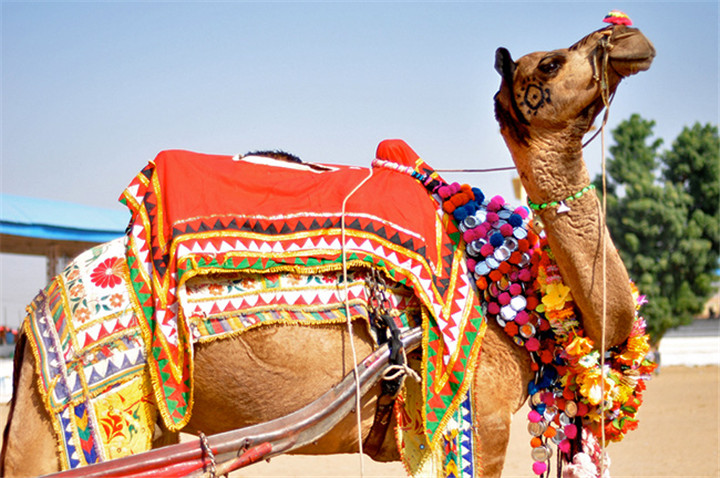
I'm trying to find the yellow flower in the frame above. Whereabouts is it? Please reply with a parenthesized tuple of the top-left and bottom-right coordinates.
(617, 335, 651, 366)
(627, 335, 650, 355)
(542, 282, 572, 311)
(566, 335, 594, 357)
(615, 383, 633, 404)
(579, 369, 604, 405)
(579, 368, 616, 406)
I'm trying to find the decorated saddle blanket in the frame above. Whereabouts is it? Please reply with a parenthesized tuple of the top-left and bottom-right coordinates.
(24, 139, 485, 473)
(119, 141, 486, 438)
(25, 236, 470, 473)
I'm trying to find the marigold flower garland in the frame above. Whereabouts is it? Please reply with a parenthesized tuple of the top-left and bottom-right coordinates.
(436, 180, 656, 477)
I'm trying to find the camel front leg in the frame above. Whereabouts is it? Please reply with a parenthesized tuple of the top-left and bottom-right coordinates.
(470, 325, 533, 477)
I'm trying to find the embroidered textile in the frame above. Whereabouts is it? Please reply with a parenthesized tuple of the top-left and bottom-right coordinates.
(183, 269, 423, 343)
(119, 144, 486, 445)
(24, 238, 156, 469)
(396, 353, 477, 478)
(24, 239, 433, 470)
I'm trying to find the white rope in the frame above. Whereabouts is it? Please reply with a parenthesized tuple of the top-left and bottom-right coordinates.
(600, 121, 608, 477)
(598, 38, 611, 476)
(381, 347, 421, 384)
(340, 167, 374, 476)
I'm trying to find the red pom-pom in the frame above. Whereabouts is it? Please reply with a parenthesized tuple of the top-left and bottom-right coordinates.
(603, 10, 632, 26)
(533, 461, 547, 475)
(487, 302, 501, 315)
(487, 196, 504, 211)
(514, 206, 529, 219)
(515, 310, 530, 325)
(518, 268, 533, 282)
(558, 439, 572, 454)
(476, 223, 489, 238)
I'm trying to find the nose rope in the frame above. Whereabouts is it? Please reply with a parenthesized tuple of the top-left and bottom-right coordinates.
(596, 30, 613, 478)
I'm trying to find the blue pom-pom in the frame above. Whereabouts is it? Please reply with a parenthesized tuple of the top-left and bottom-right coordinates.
(508, 213, 523, 227)
(453, 207, 469, 222)
(528, 381, 539, 395)
(490, 232, 504, 247)
(472, 187, 485, 204)
(464, 202, 478, 215)
(537, 375, 553, 390)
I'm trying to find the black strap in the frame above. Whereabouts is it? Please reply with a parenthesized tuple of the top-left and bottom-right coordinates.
(364, 307, 406, 458)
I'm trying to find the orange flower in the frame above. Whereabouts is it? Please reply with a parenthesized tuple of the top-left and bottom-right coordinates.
(566, 335, 593, 357)
(75, 307, 91, 324)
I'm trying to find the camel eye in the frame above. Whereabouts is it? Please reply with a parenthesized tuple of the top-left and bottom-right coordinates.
(538, 56, 565, 75)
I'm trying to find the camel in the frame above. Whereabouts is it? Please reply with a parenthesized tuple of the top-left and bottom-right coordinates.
(1, 24, 654, 477)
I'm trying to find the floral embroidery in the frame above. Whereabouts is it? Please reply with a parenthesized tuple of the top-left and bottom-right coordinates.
(90, 257, 124, 289)
(70, 283, 86, 298)
(75, 307, 91, 324)
(109, 294, 124, 308)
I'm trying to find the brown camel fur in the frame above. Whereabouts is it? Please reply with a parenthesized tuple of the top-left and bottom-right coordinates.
(1, 24, 654, 477)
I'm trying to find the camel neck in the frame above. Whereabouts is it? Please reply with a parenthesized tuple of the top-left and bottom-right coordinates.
(511, 134, 592, 209)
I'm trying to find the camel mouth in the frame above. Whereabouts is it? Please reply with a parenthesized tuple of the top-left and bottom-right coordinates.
(598, 25, 657, 78)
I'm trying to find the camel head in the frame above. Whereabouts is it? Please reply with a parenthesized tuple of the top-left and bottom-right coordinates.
(494, 25, 655, 148)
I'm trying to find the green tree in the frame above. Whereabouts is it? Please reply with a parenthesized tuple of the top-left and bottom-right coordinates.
(594, 114, 719, 343)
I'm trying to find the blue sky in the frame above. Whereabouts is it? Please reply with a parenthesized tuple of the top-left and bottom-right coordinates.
(1, 1, 718, 327)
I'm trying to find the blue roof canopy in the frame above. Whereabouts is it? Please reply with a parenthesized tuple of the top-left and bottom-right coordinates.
(1, 194, 129, 255)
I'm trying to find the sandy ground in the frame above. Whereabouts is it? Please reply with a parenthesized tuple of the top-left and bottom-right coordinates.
(218, 365, 719, 478)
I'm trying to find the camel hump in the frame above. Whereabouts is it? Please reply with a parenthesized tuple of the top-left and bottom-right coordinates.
(376, 139, 420, 167)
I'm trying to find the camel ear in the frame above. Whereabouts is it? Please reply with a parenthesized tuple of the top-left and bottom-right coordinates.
(495, 47, 516, 80)
(607, 25, 656, 77)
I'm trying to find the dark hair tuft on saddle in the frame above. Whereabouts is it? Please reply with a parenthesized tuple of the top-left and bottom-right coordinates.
(243, 150, 303, 164)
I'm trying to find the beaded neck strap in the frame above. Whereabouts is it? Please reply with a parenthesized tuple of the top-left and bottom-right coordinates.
(527, 184, 596, 213)
(371, 158, 443, 193)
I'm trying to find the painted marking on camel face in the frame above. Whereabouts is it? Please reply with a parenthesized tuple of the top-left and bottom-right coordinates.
(494, 25, 655, 145)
